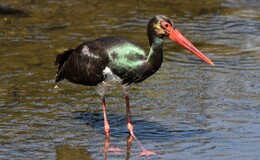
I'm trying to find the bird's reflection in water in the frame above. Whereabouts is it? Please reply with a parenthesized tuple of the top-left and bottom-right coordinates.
(102, 134, 162, 159)
(103, 135, 132, 160)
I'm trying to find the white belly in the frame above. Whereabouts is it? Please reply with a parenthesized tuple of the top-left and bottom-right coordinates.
(96, 67, 123, 96)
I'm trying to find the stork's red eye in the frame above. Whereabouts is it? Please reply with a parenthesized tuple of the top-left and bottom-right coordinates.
(161, 22, 172, 32)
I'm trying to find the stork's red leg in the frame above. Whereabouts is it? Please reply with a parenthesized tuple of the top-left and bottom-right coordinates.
(125, 94, 161, 157)
(125, 94, 134, 133)
(125, 94, 144, 149)
(102, 96, 126, 154)
(102, 97, 110, 137)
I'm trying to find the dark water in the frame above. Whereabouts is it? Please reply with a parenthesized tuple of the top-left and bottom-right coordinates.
(0, 0, 259, 159)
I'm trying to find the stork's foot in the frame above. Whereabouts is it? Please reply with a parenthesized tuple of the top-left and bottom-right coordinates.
(127, 123, 162, 158)
(104, 146, 126, 153)
(139, 149, 162, 157)
(103, 136, 127, 154)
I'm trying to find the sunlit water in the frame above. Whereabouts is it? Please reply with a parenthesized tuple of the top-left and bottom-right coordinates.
(0, 0, 259, 159)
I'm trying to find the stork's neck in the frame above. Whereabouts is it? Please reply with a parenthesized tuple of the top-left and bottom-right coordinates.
(146, 33, 163, 72)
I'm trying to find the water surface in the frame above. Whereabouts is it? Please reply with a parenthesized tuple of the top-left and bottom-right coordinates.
(0, 0, 259, 159)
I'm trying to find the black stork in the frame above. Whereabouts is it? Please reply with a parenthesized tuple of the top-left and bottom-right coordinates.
(54, 15, 214, 156)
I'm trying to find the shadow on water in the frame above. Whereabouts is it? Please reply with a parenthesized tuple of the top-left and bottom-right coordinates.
(73, 112, 212, 160)
(73, 112, 208, 141)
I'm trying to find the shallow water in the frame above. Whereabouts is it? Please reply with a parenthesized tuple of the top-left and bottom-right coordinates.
(0, 0, 259, 159)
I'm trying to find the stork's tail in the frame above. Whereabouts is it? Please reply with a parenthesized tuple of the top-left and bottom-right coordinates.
(54, 49, 75, 83)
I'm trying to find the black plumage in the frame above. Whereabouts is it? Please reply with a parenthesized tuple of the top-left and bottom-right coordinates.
(55, 37, 154, 86)
(55, 39, 109, 86)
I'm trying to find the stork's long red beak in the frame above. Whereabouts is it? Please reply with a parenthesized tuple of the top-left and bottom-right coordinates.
(161, 22, 215, 66)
